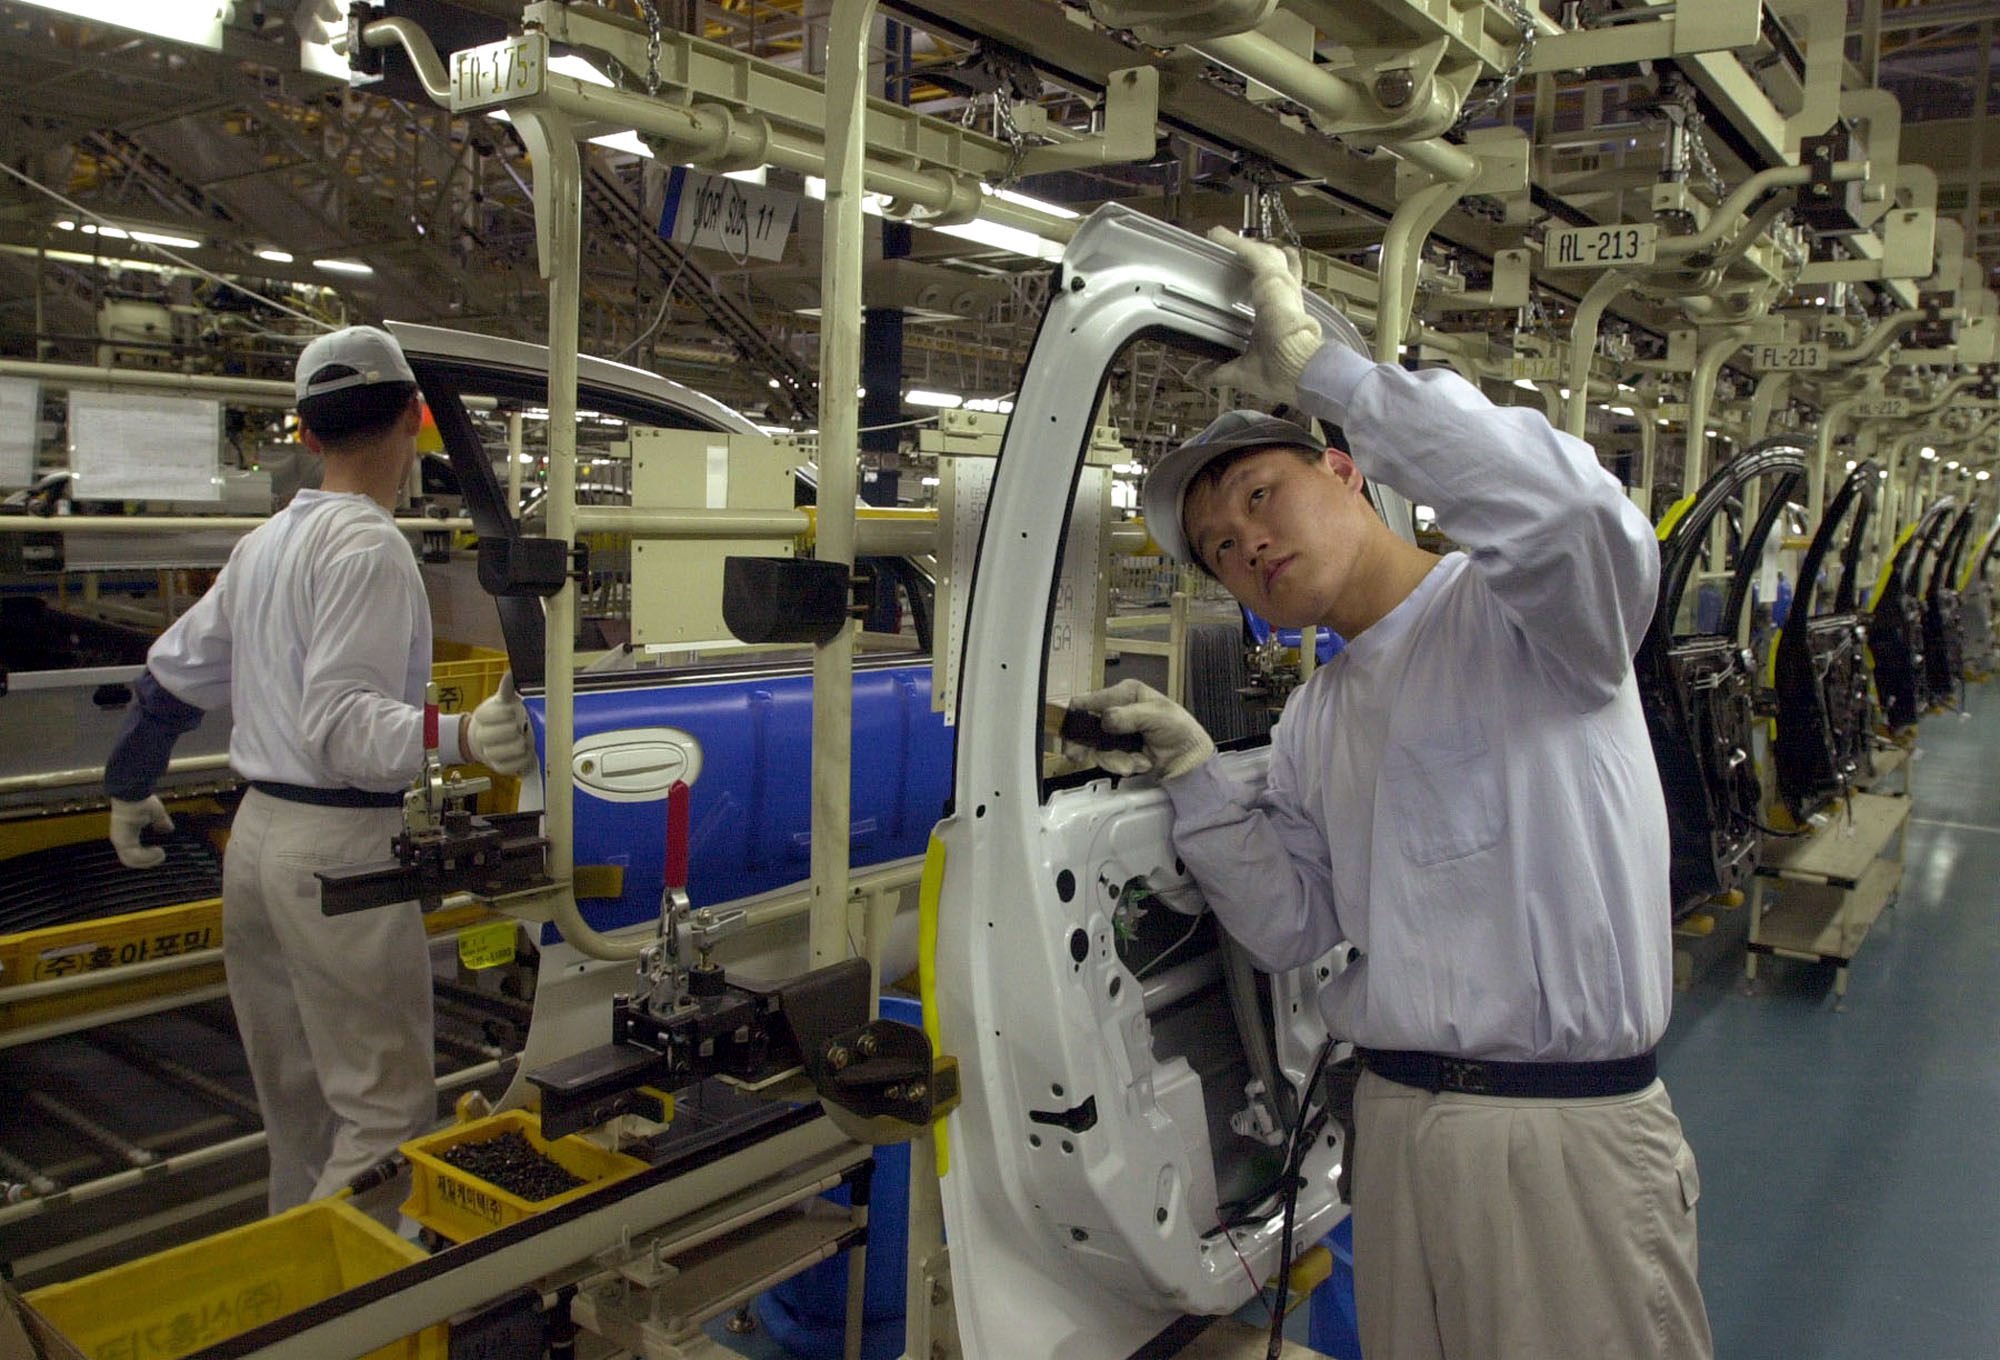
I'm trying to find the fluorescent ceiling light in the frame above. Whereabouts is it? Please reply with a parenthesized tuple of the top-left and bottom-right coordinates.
(935, 216, 1065, 263)
(589, 131, 654, 158)
(1978, 470, 1991, 482)
(57, 219, 200, 249)
(11, 0, 226, 50)
(1920, 446, 1936, 459)
(548, 55, 614, 87)
(804, 176, 1068, 262)
(920, 475, 941, 487)
(1945, 460, 1959, 470)
(905, 389, 963, 408)
(964, 397, 1013, 414)
(1512, 378, 1538, 391)
(988, 186, 1080, 221)
(1611, 404, 1636, 416)
(1704, 429, 1719, 438)
(314, 258, 374, 276)
(1846, 460, 1858, 471)
(256, 249, 294, 263)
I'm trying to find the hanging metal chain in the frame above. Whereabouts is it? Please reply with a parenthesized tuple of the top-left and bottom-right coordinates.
(1453, 0, 1537, 133)
(1683, 107, 1728, 201)
(637, 0, 663, 97)
(593, 0, 663, 97)
(988, 84, 1030, 187)
(1251, 171, 1303, 249)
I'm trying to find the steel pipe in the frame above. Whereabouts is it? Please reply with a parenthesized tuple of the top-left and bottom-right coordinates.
(0, 517, 470, 534)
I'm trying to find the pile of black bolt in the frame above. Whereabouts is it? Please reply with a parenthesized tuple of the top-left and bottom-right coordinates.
(438, 1131, 585, 1201)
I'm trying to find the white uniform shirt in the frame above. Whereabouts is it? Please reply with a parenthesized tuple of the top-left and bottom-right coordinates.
(1165, 345, 1672, 1062)
(147, 489, 454, 792)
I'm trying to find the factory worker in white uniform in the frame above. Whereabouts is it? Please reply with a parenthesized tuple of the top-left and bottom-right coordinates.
(102, 326, 539, 1225)
(1065, 233, 1713, 1360)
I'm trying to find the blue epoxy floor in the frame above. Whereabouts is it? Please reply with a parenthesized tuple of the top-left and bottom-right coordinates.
(1660, 680, 2000, 1360)
(714, 682, 2000, 1360)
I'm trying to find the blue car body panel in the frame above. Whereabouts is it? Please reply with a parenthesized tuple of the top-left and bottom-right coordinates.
(525, 664, 954, 943)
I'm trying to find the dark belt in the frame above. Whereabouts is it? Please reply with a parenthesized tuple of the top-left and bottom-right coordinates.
(250, 780, 403, 809)
(1358, 1046, 1657, 1100)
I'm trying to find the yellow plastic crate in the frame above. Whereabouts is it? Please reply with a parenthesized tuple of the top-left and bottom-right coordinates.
(23, 1198, 444, 1360)
(430, 644, 508, 717)
(401, 1108, 647, 1243)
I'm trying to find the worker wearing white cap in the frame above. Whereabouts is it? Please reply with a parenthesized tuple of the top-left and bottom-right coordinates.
(1065, 233, 1712, 1359)
(103, 325, 539, 1226)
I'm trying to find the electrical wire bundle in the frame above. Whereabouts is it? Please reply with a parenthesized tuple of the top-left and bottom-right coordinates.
(1263, 1036, 1339, 1360)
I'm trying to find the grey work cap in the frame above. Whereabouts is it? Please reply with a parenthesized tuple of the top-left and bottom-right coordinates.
(295, 325, 417, 404)
(1140, 410, 1325, 565)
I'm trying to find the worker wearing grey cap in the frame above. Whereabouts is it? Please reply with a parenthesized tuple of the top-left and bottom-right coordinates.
(103, 325, 538, 1227)
(1066, 232, 1711, 1360)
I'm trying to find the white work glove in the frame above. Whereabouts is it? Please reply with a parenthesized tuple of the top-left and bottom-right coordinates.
(109, 795, 174, 869)
(463, 674, 538, 776)
(1062, 679, 1217, 781)
(1206, 226, 1324, 404)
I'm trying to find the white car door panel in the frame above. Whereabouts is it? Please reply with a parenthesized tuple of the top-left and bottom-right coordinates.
(933, 205, 1377, 1357)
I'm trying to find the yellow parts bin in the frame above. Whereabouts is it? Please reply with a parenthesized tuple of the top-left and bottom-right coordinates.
(21, 1198, 444, 1360)
(400, 1108, 649, 1244)
(430, 642, 508, 716)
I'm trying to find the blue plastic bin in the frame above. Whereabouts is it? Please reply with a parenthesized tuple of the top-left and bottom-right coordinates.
(1307, 1215, 1362, 1360)
(755, 994, 922, 1360)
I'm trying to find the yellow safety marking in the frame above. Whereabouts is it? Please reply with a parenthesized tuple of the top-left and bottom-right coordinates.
(1961, 527, 1998, 592)
(918, 832, 950, 1179)
(1281, 1244, 1333, 1308)
(1654, 494, 1698, 542)
(458, 919, 518, 971)
(1868, 521, 1920, 612)
(572, 864, 626, 899)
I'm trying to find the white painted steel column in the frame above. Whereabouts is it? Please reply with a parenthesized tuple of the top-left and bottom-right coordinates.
(813, 0, 876, 972)
(515, 108, 647, 961)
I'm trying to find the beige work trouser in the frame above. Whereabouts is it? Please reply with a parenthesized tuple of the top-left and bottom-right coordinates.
(1351, 1070, 1713, 1360)
(222, 788, 436, 1227)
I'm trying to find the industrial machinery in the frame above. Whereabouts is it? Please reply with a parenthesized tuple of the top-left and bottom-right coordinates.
(1962, 518, 2000, 678)
(926, 207, 1372, 1357)
(6, 0, 2000, 1354)
(1870, 497, 1957, 730)
(1921, 504, 1980, 711)
(1639, 441, 1806, 917)
(1771, 460, 1879, 822)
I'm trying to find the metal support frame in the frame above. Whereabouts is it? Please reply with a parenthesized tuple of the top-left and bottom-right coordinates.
(813, 0, 875, 973)
(352, 0, 1158, 962)
(1685, 326, 1753, 495)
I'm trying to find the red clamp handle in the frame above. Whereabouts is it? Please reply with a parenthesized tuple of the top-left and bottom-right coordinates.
(423, 702, 439, 754)
(664, 780, 690, 891)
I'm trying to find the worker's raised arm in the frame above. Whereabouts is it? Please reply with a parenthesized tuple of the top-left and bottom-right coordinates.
(1299, 348, 1658, 708)
(1205, 227, 1657, 709)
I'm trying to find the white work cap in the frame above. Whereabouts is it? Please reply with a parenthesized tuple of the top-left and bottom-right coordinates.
(1140, 410, 1325, 565)
(295, 325, 417, 404)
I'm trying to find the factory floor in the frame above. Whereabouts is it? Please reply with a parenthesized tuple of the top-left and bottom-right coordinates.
(1662, 678, 2000, 1360)
(710, 679, 2000, 1360)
